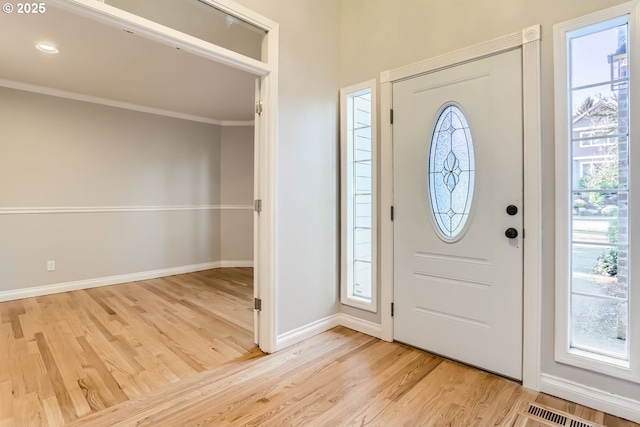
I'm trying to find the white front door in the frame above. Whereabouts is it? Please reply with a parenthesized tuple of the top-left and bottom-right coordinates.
(393, 49, 524, 380)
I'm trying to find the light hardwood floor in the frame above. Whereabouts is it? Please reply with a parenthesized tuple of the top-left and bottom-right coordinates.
(1, 269, 637, 426)
(0, 268, 259, 426)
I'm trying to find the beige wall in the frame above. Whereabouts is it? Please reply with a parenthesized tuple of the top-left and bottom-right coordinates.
(339, 0, 637, 400)
(231, 0, 342, 335)
(0, 210, 221, 291)
(1, 88, 221, 207)
(0, 87, 253, 293)
(221, 126, 254, 262)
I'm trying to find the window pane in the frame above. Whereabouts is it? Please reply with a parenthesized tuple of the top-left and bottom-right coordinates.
(572, 81, 628, 128)
(354, 194, 371, 228)
(572, 191, 624, 218)
(354, 228, 371, 262)
(354, 260, 371, 299)
(570, 25, 624, 87)
(571, 294, 628, 359)
(355, 161, 372, 194)
(354, 99, 371, 127)
(572, 244, 625, 298)
(572, 204, 625, 244)
(105, 0, 266, 61)
(428, 105, 475, 239)
(355, 128, 372, 162)
(568, 19, 629, 362)
(572, 158, 622, 191)
(342, 84, 374, 309)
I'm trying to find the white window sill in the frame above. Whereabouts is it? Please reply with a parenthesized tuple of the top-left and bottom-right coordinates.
(341, 295, 377, 313)
(555, 348, 640, 383)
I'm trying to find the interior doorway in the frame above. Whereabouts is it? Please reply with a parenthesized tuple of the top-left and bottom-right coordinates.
(0, 0, 278, 351)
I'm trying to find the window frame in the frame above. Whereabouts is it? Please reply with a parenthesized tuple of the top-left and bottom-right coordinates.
(554, 0, 640, 382)
(340, 79, 377, 312)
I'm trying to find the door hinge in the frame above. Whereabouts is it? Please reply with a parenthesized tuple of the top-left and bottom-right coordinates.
(254, 297, 262, 311)
(254, 199, 262, 213)
(523, 228, 525, 238)
(390, 205, 394, 221)
(391, 302, 394, 317)
(390, 109, 394, 124)
(255, 101, 263, 116)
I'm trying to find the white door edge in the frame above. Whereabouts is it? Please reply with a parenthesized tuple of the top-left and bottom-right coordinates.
(256, 27, 280, 355)
(380, 26, 542, 390)
(254, 78, 261, 346)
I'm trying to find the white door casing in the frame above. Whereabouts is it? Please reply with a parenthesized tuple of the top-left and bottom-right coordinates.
(393, 50, 524, 380)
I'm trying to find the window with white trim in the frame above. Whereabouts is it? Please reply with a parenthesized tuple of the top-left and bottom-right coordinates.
(340, 80, 377, 312)
(554, 2, 639, 381)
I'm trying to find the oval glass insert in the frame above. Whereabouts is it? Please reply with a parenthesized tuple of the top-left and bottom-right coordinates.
(428, 104, 475, 240)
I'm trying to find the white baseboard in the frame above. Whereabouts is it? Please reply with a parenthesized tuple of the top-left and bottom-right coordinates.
(275, 313, 383, 352)
(0, 260, 253, 302)
(338, 314, 383, 339)
(275, 314, 342, 351)
(220, 260, 254, 268)
(540, 373, 640, 423)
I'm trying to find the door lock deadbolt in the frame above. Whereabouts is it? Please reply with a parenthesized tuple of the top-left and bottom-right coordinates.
(505, 228, 518, 239)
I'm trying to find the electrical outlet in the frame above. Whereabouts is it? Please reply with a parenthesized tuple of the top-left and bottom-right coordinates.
(47, 260, 55, 271)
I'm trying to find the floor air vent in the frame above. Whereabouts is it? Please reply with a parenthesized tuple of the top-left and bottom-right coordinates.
(569, 421, 593, 427)
(527, 404, 567, 425)
(523, 403, 601, 427)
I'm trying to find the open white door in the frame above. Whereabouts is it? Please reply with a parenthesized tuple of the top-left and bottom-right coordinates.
(253, 78, 261, 345)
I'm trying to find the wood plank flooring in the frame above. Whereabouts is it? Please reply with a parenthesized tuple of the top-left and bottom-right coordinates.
(0, 268, 259, 426)
(63, 326, 638, 427)
(1, 268, 638, 426)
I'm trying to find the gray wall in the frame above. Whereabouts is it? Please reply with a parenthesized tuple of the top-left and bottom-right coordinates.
(338, 0, 638, 400)
(233, 0, 342, 335)
(221, 126, 254, 261)
(0, 87, 253, 292)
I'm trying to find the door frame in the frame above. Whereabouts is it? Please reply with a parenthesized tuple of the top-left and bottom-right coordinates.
(49, 0, 280, 353)
(379, 26, 542, 389)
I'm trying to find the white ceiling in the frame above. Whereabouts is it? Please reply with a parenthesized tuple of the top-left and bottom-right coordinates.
(0, 3, 258, 122)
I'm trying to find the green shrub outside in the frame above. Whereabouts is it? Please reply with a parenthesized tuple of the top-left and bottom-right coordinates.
(595, 247, 618, 276)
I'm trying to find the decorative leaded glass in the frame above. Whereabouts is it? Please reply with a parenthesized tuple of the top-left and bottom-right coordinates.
(428, 105, 475, 239)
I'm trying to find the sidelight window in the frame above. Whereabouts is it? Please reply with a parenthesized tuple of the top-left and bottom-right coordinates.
(555, 4, 639, 381)
(340, 80, 377, 312)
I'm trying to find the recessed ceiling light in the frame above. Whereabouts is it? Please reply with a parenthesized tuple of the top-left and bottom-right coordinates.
(35, 43, 59, 54)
